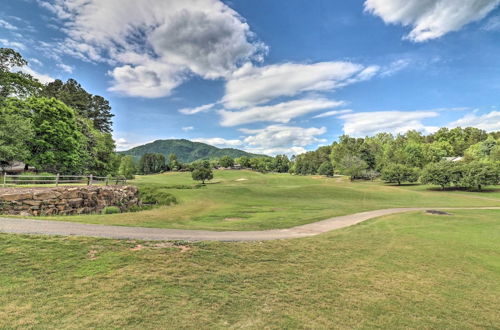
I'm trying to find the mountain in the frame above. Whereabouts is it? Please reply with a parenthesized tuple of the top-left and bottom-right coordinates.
(119, 139, 266, 163)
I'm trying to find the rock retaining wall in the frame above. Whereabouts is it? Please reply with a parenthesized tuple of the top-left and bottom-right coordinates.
(0, 186, 140, 216)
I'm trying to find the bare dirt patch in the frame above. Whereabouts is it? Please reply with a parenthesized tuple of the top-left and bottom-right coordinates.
(426, 210, 452, 216)
(224, 217, 245, 222)
(130, 242, 191, 253)
(235, 178, 248, 182)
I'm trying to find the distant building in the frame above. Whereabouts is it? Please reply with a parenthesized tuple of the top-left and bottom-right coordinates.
(442, 156, 463, 162)
(1, 161, 35, 174)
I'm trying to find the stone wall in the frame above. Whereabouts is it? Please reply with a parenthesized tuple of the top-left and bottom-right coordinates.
(0, 186, 140, 216)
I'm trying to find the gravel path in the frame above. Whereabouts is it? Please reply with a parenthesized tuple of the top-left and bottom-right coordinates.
(1, 207, 499, 241)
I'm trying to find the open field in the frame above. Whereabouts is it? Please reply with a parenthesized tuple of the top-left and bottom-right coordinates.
(37, 170, 500, 231)
(1, 209, 499, 328)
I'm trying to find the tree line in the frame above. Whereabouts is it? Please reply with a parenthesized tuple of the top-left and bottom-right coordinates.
(0, 48, 117, 175)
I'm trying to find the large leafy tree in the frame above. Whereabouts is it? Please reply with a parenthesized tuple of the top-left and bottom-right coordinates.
(0, 98, 34, 169)
(42, 78, 114, 133)
(0, 48, 42, 98)
(381, 164, 419, 186)
(28, 97, 85, 174)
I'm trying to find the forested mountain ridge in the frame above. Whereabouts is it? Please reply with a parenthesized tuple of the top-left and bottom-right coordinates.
(120, 139, 266, 163)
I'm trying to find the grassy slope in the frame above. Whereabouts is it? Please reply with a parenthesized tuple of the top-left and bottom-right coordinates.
(1, 209, 499, 328)
(39, 170, 500, 230)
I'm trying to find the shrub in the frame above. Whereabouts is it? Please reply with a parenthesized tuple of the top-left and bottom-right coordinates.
(381, 164, 419, 185)
(318, 161, 334, 177)
(459, 161, 500, 191)
(14, 172, 56, 184)
(139, 187, 178, 206)
(102, 206, 120, 214)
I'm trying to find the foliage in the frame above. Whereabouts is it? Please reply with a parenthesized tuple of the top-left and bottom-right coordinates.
(219, 155, 235, 168)
(272, 155, 290, 173)
(459, 161, 500, 191)
(236, 156, 251, 168)
(28, 97, 86, 174)
(317, 161, 334, 177)
(139, 187, 178, 205)
(102, 206, 120, 214)
(338, 155, 368, 181)
(192, 167, 214, 184)
(118, 155, 137, 179)
(0, 48, 42, 98)
(0, 98, 34, 168)
(381, 164, 419, 185)
(420, 161, 462, 190)
(42, 79, 114, 133)
(139, 153, 165, 174)
(120, 139, 265, 163)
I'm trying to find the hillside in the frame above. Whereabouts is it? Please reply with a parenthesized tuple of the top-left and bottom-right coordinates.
(120, 139, 266, 163)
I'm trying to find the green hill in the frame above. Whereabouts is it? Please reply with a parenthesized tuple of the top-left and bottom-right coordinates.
(119, 139, 266, 163)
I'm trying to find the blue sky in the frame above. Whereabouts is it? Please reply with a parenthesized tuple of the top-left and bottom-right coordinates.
(2, 0, 500, 155)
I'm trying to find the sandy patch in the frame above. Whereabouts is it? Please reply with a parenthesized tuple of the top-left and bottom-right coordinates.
(224, 217, 245, 222)
(235, 178, 248, 182)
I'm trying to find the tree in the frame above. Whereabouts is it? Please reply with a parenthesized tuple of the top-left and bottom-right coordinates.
(381, 164, 419, 185)
(0, 98, 33, 170)
(0, 48, 42, 98)
(420, 161, 462, 190)
(459, 161, 500, 191)
(318, 161, 334, 177)
(272, 155, 290, 173)
(42, 79, 114, 133)
(29, 97, 85, 174)
(219, 155, 234, 168)
(237, 156, 251, 168)
(168, 153, 179, 170)
(192, 167, 213, 184)
(338, 155, 368, 181)
(118, 155, 137, 179)
(139, 153, 165, 174)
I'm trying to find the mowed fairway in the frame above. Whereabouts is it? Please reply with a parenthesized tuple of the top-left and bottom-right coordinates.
(39, 170, 500, 230)
(1, 209, 499, 328)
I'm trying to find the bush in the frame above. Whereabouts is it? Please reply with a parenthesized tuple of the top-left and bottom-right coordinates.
(381, 164, 419, 185)
(102, 206, 120, 214)
(318, 161, 334, 177)
(14, 172, 56, 184)
(139, 187, 178, 206)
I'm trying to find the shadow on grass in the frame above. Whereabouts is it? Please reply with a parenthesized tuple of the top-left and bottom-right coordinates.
(425, 186, 500, 193)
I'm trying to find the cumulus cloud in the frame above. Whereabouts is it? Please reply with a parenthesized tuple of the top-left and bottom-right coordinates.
(223, 61, 379, 109)
(38, 0, 266, 97)
(192, 137, 243, 148)
(448, 111, 500, 132)
(365, 0, 500, 42)
(179, 103, 217, 115)
(240, 125, 327, 156)
(339, 111, 439, 137)
(219, 98, 344, 126)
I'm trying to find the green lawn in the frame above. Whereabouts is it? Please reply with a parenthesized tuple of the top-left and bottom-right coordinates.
(2, 209, 499, 328)
(38, 170, 500, 230)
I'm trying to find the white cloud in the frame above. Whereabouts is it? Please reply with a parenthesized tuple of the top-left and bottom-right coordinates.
(57, 63, 74, 73)
(448, 111, 500, 132)
(39, 0, 266, 97)
(380, 59, 411, 77)
(240, 125, 327, 156)
(0, 39, 25, 50)
(182, 126, 194, 132)
(365, 0, 500, 42)
(192, 137, 243, 148)
(29, 58, 43, 66)
(223, 61, 379, 109)
(339, 111, 439, 137)
(219, 98, 344, 126)
(313, 109, 353, 118)
(179, 103, 216, 115)
(17, 66, 55, 84)
(0, 19, 18, 30)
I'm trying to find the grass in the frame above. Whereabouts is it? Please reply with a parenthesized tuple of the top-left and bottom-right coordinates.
(37, 170, 500, 231)
(1, 209, 499, 328)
